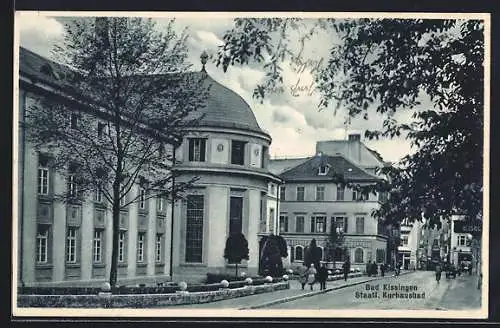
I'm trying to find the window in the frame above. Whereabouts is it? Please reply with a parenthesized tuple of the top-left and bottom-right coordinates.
(139, 189, 146, 209)
(231, 140, 246, 165)
(70, 113, 79, 129)
(295, 216, 304, 233)
(229, 196, 243, 234)
(279, 186, 286, 201)
(68, 175, 78, 198)
(295, 246, 304, 261)
(296, 186, 305, 201)
(318, 165, 329, 175)
(311, 216, 327, 233)
(261, 146, 268, 168)
(157, 196, 164, 212)
(185, 195, 204, 263)
(352, 190, 357, 201)
(95, 189, 103, 203)
(137, 233, 145, 263)
(93, 230, 103, 263)
(156, 234, 163, 263)
(118, 231, 126, 263)
(355, 217, 365, 234)
(457, 235, 468, 246)
(336, 185, 344, 201)
(316, 186, 325, 201)
(355, 248, 364, 263)
(66, 227, 77, 264)
(334, 216, 348, 233)
(97, 122, 106, 138)
(36, 225, 49, 263)
(269, 208, 275, 233)
(38, 167, 49, 195)
(376, 249, 385, 263)
(279, 215, 289, 233)
(188, 138, 206, 162)
(401, 235, 409, 246)
(378, 191, 388, 202)
(318, 247, 324, 261)
(270, 184, 276, 195)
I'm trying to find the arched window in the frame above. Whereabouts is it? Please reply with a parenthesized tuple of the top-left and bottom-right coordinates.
(355, 248, 364, 263)
(295, 246, 304, 261)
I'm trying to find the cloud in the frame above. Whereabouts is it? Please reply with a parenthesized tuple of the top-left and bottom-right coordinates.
(17, 14, 65, 59)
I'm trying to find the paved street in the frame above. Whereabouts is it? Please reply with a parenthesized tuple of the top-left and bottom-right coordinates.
(171, 270, 481, 310)
(267, 271, 481, 310)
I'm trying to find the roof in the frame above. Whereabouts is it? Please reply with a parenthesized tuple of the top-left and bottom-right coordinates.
(268, 157, 310, 175)
(278, 154, 382, 182)
(19, 47, 267, 136)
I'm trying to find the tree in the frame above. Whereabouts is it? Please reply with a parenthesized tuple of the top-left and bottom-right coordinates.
(259, 234, 287, 276)
(25, 17, 209, 288)
(223, 233, 250, 277)
(215, 18, 484, 229)
(304, 238, 322, 270)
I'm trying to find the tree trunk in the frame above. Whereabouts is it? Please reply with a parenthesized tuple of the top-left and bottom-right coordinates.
(109, 180, 121, 288)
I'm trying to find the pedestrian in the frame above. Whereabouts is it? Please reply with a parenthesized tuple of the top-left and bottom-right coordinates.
(317, 263, 328, 290)
(343, 259, 350, 281)
(372, 261, 378, 277)
(298, 264, 308, 290)
(435, 263, 442, 283)
(380, 263, 385, 277)
(307, 263, 317, 290)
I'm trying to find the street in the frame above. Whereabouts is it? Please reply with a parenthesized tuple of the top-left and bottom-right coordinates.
(267, 271, 481, 310)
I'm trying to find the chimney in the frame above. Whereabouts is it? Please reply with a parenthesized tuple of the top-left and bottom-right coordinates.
(347, 133, 361, 163)
(348, 133, 361, 142)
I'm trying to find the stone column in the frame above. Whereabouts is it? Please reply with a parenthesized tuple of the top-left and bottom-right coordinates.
(80, 199, 94, 281)
(52, 172, 67, 282)
(127, 185, 138, 277)
(146, 198, 157, 276)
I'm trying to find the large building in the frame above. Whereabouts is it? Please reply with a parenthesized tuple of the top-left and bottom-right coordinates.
(397, 218, 424, 270)
(17, 47, 280, 286)
(270, 135, 389, 271)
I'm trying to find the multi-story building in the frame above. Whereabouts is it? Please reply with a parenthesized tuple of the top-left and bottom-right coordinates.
(417, 217, 450, 270)
(270, 136, 389, 271)
(449, 215, 473, 269)
(17, 47, 280, 286)
(397, 218, 424, 270)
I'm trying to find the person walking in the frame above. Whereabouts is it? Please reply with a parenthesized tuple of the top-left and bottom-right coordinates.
(435, 263, 442, 283)
(317, 263, 328, 290)
(298, 264, 308, 290)
(372, 261, 378, 277)
(307, 263, 317, 290)
(380, 263, 385, 277)
(343, 259, 350, 281)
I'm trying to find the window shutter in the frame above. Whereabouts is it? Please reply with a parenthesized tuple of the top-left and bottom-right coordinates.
(200, 139, 206, 161)
(188, 139, 194, 161)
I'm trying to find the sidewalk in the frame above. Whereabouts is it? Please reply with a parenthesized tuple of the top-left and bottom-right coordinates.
(436, 274, 482, 310)
(173, 271, 414, 309)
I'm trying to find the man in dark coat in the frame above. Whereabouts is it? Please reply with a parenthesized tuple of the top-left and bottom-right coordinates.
(317, 263, 328, 290)
(343, 260, 350, 281)
(380, 263, 385, 277)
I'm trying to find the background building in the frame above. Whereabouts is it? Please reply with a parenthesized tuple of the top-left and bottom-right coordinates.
(270, 135, 389, 272)
(17, 47, 279, 286)
(397, 218, 424, 270)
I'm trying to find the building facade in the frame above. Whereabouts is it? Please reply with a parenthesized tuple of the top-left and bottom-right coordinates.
(270, 136, 389, 272)
(397, 218, 424, 270)
(17, 47, 279, 286)
(449, 215, 473, 269)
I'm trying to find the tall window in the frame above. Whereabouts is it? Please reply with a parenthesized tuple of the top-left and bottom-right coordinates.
(279, 186, 286, 201)
(261, 146, 268, 168)
(229, 196, 243, 234)
(355, 248, 364, 263)
(334, 216, 348, 233)
(95, 189, 103, 203)
(118, 231, 126, 263)
(269, 208, 275, 233)
(296, 186, 305, 201)
(401, 234, 409, 245)
(157, 196, 164, 212)
(356, 217, 365, 234)
(66, 227, 77, 264)
(457, 235, 467, 246)
(316, 186, 325, 201)
(156, 234, 163, 263)
(352, 190, 357, 201)
(188, 138, 206, 162)
(139, 189, 146, 209)
(38, 166, 49, 195)
(295, 216, 304, 233)
(93, 230, 103, 263)
(36, 225, 48, 263)
(185, 195, 204, 263)
(70, 113, 79, 129)
(137, 233, 145, 262)
(336, 185, 344, 201)
(295, 246, 304, 261)
(231, 140, 246, 165)
(311, 216, 326, 233)
(279, 215, 289, 233)
(68, 174, 78, 197)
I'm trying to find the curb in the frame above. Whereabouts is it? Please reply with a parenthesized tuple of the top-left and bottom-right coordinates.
(239, 271, 414, 310)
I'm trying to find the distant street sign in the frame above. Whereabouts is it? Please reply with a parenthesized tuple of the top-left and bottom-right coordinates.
(454, 220, 482, 235)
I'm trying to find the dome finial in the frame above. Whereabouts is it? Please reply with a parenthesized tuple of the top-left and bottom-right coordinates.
(200, 50, 209, 72)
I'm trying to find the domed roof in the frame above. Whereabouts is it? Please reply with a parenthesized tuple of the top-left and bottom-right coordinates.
(189, 72, 267, 135)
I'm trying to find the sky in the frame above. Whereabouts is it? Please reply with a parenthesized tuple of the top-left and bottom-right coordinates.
(16, 12, 418, 163)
